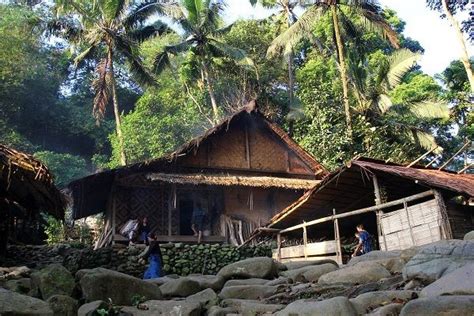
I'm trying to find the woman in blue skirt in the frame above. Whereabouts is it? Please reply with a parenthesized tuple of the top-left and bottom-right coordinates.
(138, 233, 163, 279)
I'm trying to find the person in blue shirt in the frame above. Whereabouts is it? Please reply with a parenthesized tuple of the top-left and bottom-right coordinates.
(352, 224, 372, 257)
(138, 233, 163, 279)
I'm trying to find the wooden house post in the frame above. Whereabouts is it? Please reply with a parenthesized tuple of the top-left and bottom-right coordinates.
(372, 174, 388, 251)
(404, 201, 416, 246)
(333, 209, 342, 265)
(302, 222, 308, 259)
(434, 190, 453, 239)
(111, 190, 116, 246)
(169, 184, 177, 236)
(276, 233, 282, 261)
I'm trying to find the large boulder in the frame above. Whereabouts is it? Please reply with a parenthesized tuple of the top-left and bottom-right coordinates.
(78, 268, 162, 305)
(207, 306, 237, 316)
(185, 274, 225, 291)
(159, 277, 201, 297)
(224, 278, 268, 287)
(318, 262, 391, 285)
(219, 285, 279, 300)
(30, 264, 75, 300)
(275, 296, 357, 316)
(348, 251, 405, 274)
(216, 257, 277, 280)
(0, 288, 54, 315)
(4, 277, 31, 294)
(121, 300, 201, 316)
(283, 259, 338, 270)
(1, 266, 31, 280)
(464, 231, 474, 240)
(185, 288, 218, 309)
(144, 275, 179, 286)
(77, 301, 107, 316)
(400, 295, 474, 316)
(301, 263, 339, 282)
(349, 290, 417, 314)
(403, 240, 474, 283)
(221, 299, 284, 315)
(46, 294, 78, 316)
(420, 263, 474, 297)
(367, 303, 403, 316)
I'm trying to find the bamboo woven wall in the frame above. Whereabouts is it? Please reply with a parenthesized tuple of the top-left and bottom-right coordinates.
(446, 203, 474, 239)
(380, 199, 442, 251)
(249, 128, 288, 172)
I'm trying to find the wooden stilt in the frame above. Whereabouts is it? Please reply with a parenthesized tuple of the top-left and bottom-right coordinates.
(302, 222, 308, 259)
(372, 174, 387, 251)
(333, 209, 342, 265)
(434, 190, 453, 239)
(277, 233, 282, 261)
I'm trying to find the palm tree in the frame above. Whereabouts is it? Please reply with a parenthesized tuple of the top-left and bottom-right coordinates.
(353, 49, 449, 151)
(52, 0, 175, 165)
(267, 0, 399, 138)
(426, 0, 474, 93)
(153, 0, 255, 123)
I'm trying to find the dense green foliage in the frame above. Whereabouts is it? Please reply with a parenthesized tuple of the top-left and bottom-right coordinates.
(0, 0, 471, 185)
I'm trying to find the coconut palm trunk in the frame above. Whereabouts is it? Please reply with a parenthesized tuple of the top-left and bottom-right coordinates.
(441, 0, 474, 92)
(202, 60, 219, 124)
(285, 4, 295, 136)
(331, 5, 352, 139)
(108, 49, 127, 166)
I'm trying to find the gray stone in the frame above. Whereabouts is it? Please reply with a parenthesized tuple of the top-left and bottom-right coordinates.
(265, 276, 290, 286)
(30, 264, 75, 300)
(275, 296, 357, 316)
(368, 303, 403, 316)
(207, 306, 238, 316)
(349, 290, 417, 314)
(185, 274, 225, 291)
(121, 300, 201, 316)
(221, 298, 284, 315)
(403, 279, 423, 291)
(46, 295, 78, 316)
(400, 295, 474, 316)
(144, 275, 179, 286)
(4, 277, 31, 294)
(219, 285, 279, 300)
(224, 278, 268, 287)
(186, 288, 218, 309)
(0, 288, 53, 315)
(403, 240, 474, 283)
(464, 231, 474, 240)
(217, 257, 277, 280)
(283, 259, 338, 270)
(77, 301, 107, 316)
(78, 268, 162, 305)
(319, 262, 391, 285)
(301, 263, 339, 282)
(2, 266, 31, 280)
(159, 277, 201, 297)
(348, 250, 401, 265)
(420, 263, 474, 296)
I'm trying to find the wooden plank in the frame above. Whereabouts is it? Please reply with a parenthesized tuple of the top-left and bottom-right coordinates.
(278, 241, 337, 259)
(434, 190, 453, 239)
(280, 190, 434, 233)
(333, 209, 342, 265)
(114, 234, 225, 243)
(277, 233, 282, 261)
(303, 222, 308, 259)
(275, 255, 339, 263)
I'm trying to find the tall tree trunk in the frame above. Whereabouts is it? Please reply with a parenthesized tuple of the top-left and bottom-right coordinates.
(442, 0, 474, 92)
(286, 4, 295, 136)
(331, 5, 353, 139)
(202, 61, 219, 124)
(108, 49, 127, 166)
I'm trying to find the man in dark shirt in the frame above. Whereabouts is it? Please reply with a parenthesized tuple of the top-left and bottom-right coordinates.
(352, 224, 372, 257)
(191, 202, 206, 243)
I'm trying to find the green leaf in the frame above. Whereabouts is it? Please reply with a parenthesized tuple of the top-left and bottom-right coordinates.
(408, 101, 450, 119)
(386, 49, 420, 88)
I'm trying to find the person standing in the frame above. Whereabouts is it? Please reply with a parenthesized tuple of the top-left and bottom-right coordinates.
(352, 224, 372, 257)
(139, 217, 151, 245)
(138, 233, 163, 279)
(191, 202, 206, 243)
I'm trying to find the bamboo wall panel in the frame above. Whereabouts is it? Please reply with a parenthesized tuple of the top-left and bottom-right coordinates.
(289, 153, 312, 174)
(446, 203, 474, 239)
(274, 240, 337, 259)
(249, 129, 288, 172)
(380, 199, 442, 251)
(209, 128, 247, 169)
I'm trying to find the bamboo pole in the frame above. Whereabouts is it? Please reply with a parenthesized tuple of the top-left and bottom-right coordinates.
(302, 222, 308, 259)
(406, 146, 438, 168)
(333, 209, 342, 265)
(404, 201, 416, 246)
(277, 233, 282, 261)
(372, 174, 388, 251)
(434, 190, 453, 239)
(438, 141, 471, 170)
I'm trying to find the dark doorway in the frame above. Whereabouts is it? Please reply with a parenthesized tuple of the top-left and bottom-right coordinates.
(179, 198, 194, 235)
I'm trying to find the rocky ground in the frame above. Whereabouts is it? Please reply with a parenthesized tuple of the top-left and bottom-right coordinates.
(1, 233, 474, 315)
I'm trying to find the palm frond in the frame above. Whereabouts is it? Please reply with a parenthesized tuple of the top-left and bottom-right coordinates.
(202, 0, 225, 31)
(92, 57, 113, 121)
(153, 51, 171, 74)
(407, 101, 450, 119)
(74, 45, 96, 66)
(48, 18, 83, 43)
(127, 21, 172, 43)
(103, 0, 127, 21)
(182, 0, 200, 25)
(267, 4, 327, 57)
(358, 6, 400, 48)
(377, 93, 393, 114)
(386, 49, 420, 88)
(125, 1, 182, 28)
(406, 128, 442, 152)
(209, 40, 256, 70)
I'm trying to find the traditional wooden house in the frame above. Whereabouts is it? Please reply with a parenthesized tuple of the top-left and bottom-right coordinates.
(68, 101, 327, 247)
(247, 157, 474, 264)
(0, 144, 64, 255)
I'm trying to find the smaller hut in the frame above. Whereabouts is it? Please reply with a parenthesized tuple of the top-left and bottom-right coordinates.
(247, 157, 474, 264)
(0, 144, 64, 254)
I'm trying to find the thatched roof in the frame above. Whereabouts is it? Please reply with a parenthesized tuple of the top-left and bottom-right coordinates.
(69, 100, 327, 219)
(146, 173, 320, 190)
(0, 144, 64, 219)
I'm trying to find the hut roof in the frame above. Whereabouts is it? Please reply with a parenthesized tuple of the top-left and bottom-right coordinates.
(0, 144, 64, 219)
(69, 100, 327, 219)
(267, 157, 474, 229)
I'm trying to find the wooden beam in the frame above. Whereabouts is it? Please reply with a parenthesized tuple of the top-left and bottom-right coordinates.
(434, 189, 453, 239)
(406, 146, 438, 168)
(277, 233, 282, 261)
(279, 190, 434, 233)
(302, 222, 308, 259)
(333, 209, 342, 265)
(372, 174, 387, 251)
(438, 141, 471, 170)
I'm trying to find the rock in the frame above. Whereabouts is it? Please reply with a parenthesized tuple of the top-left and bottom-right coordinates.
(400, 295, 474, 316)
(185, 274, 225, 291)
(221, 298, 284, 315)
(219, 285, 279, 300)
(186, 288, 218, 309)
(0, 288, 53, 315)
(265, 276, 290, 286)
(403, 279, 423, 291)
(348, 250, 401, 265)
(78, 268, 161, 305)
(319, 262, 391, 285)
(30, 264, 75, 300)
(400, 247, 421, 263)
(275, 296, 357, 316)
(77, 300, 107, 316)
(403, 240, 474, 283)
(46, 294, 78, 316)
(3, 266, 31, 279)
(301, 263, 339, 282)
(420, 263, 474, 296)
(216, 257, 276, 280)
(464, 231, 474, 240)
(207, 306, 238, 316)
(349, 290, 418, 314)
(4, 277, 31, 294)
(283, 259, 338, 270)
(368, 303, 403, 316)
(159, 277, 201, 297)
(144, 275, 179, 286)
(121, 300, 201, 316)
(224, 278, 268, 287)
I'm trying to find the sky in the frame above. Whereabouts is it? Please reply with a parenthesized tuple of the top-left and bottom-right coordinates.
(223, 0, 473, 76)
